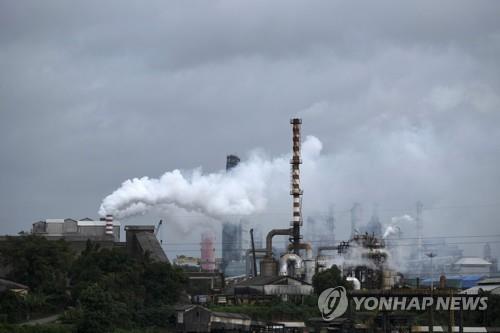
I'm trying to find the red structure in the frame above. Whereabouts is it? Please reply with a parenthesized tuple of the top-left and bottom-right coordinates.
(201, 231, 216, 271)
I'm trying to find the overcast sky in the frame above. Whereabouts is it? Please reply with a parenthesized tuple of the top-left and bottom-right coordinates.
(1, 1, 499, 257)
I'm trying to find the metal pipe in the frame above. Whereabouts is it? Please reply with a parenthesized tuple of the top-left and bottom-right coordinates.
(279, 253, 303, 276)
(286, 242, 314, 282)
(347, 276, 361, 290)
(317, 245, 338, 257)
(287, 242, 313, 259)
(266, 228, 292, 257)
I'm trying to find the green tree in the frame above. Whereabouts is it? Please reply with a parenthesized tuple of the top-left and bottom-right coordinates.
(71, 241, 187, 330)
(0, 235, 73, 303)
(76, 283, 116, 333)
(312, 265, 351, 294)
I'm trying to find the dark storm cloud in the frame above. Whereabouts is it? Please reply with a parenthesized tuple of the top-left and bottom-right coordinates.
(1, 1, 499, 257)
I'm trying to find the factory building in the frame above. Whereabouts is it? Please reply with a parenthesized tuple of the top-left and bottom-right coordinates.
(222, 220, 249, 277)
(230, 275, 313, 302)
(124, 225, 169, 263)
(176, 305, 259, 333)
(32, 216, 120, 242)
(221, 154, 249, 277)
(453, 257, 492, 275)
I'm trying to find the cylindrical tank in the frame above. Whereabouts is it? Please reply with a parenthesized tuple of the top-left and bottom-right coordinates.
(382, 270, 394, 289)
(201, 231, 216, 271)
(260, 257, 278, 277)
(279, 253, 303, 276)
(346, 276, 361, 290)
(304, 259, 316, 284)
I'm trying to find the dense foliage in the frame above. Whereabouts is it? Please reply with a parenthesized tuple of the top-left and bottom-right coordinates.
(1, 235, 73, 301)
(0, 237, 186, 332)
(210, 296, 320, 321)
(312, 265, 351, 294)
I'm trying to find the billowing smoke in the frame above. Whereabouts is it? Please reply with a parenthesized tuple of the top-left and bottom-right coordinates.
(99, 136, 322, 220)
(383, 225, 400, 239)
(383, 214, 414, 238)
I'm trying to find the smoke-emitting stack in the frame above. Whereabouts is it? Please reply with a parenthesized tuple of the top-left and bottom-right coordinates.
(290, 118, 303, 254)
(105, 214, 114, 235)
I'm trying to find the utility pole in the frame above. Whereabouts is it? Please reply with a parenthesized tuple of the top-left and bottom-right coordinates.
(250, 229, 258, 277)
(426, 252, 437, 333)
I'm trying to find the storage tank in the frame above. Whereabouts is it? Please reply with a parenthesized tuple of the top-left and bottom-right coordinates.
(260, 258, 278, 277)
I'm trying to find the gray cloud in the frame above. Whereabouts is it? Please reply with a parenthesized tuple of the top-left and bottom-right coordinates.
(1, 1, 499, 257)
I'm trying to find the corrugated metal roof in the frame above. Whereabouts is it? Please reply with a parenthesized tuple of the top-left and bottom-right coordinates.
(45, 219, 65, 223)
(43, 218, 121, 226)
(234, 275, 310, 287)
(454, 257, 491, 266)
(211, 311, 251, 320)
(461, 285, 500, 295)
(77, 221, 121, 227)
(0, 278, 29, 290)
(478, 277, 500, 285)
(135, 232, 169, 263)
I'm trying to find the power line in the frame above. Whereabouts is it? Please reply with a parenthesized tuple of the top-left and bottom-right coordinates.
(161, 234, 500, 246)
(147, 202, 500, 219)
(162, 240, 500, 253)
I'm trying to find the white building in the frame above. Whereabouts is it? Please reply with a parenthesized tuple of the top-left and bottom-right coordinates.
(32, 218, 120, 242)
(453, 257, 491, 275)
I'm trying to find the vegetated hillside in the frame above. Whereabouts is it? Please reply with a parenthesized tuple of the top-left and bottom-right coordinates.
(0, 235, 186, 333)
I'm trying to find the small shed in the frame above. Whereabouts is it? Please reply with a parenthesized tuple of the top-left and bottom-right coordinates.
(175, 305, 252, 333)
(233, 276, 313, 296)
(453, 257, 491, 275)
(0, 278, 29, 296)
(461, 277, 500, 295)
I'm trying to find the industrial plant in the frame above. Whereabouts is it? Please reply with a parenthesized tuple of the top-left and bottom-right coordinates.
(1, 119, 499, 333)
(172, 119, 500, 332)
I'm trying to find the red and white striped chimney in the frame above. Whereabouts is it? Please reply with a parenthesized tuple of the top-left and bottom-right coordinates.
(105, 214, 114, 235)
(290, 118, 303, 254)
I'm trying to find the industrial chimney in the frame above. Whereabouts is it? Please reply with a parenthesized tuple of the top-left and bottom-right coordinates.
(226, 155, 240, 171)
(201, 231, 216, 272)
(290, 118, 303, 254)
(105, 214, 114, 236)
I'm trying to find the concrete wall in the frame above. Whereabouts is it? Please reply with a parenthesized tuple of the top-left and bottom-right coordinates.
(46, 223, 64, 235)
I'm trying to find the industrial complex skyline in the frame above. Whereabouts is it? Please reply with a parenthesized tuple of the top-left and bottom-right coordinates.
(1, 1, 500, 261)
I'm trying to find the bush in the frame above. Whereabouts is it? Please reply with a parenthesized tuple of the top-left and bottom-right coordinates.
(0, 324, 72, 333)
(312, 265, 351, 294)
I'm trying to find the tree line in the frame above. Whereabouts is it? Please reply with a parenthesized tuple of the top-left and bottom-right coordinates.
(0, 235, 186, 332)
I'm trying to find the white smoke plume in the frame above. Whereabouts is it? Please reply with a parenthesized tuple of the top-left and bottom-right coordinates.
(99, 136, 323, 220)
(383, 214, 414, 238)
(383, 225, 400, 239)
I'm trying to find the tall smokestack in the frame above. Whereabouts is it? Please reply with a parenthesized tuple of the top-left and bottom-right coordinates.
(201, 231, 216, 272)
(290, 118, 303, 254)
(105, 214, 114, 235)
(226, 155, 240, 171)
